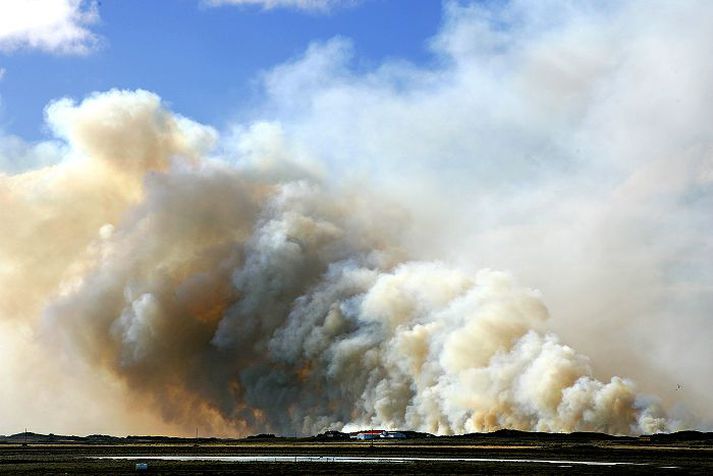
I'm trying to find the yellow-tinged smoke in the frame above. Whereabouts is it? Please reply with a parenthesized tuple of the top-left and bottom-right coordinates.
(0, 89, 689, 436)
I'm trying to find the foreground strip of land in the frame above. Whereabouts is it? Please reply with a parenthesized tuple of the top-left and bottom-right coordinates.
(1, 430, 712, 474)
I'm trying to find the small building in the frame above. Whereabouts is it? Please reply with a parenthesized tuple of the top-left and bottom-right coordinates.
(352, 430, 384, 440)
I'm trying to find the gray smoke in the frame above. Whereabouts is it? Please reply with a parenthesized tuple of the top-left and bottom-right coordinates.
(41, 123, 679, 434)
(0, 90, 680, 436)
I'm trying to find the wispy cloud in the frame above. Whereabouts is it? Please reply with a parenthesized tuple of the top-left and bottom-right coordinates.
(0, 0, 100, 55)
(204, 0, 356, 13)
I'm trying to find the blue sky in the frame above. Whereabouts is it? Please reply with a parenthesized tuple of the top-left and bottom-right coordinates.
(0, 0, 444, 140)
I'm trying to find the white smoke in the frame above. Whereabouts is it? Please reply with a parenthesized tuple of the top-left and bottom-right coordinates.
(251, 0, 713, 422)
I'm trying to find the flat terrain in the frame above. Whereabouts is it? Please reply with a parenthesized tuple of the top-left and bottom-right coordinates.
(1, 431, 712, 474)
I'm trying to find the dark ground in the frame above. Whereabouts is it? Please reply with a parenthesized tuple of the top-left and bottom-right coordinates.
(1, 430, 712, 474)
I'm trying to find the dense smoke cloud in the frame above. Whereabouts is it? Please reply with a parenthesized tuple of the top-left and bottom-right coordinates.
(253, 0, 713, 422)
(1, 0, 712, 436)
(0, 88, 688, 436)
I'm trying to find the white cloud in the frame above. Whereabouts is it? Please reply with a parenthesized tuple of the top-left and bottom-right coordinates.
(205, 0, 355, 12)
(0, 0, 100, 54)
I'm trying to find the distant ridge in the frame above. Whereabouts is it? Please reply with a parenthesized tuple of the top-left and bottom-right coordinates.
(2, 430, 712, 445)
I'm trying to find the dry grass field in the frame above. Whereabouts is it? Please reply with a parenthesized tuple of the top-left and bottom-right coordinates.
(1, 431, 712, 474)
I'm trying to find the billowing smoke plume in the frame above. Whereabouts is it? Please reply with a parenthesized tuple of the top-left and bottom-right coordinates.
(2, 0, 712, 436)
(0, 89, 686, 436)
